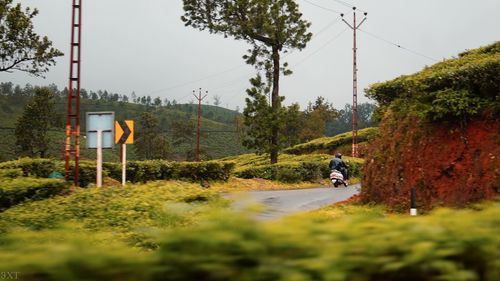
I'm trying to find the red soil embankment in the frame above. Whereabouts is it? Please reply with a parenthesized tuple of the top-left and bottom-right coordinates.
(361, 117, 499, 211)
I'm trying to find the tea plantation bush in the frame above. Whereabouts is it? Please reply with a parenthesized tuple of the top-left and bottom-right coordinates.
(232, 154, 364, 183)
(284, 127, 379, 155)
(0, 178, 68, 211)
(0, 181, 226, 247)
(0, 203, 498, 280)
(0, 158, 235, 187)
(0, 158, 56, 178)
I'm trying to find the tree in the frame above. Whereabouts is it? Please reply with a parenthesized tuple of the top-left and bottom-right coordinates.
(299, 96, 338, 142)
(0, 0, 63, 76)
(243, 74, 300, 153)
(213, 95, 222, 106)
(182, 0, 312, 164)
(134, 112, 170, 160)
(14, 87, 56, 157)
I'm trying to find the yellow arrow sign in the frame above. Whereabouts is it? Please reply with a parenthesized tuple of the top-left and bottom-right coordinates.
(115, 120, 134, 144)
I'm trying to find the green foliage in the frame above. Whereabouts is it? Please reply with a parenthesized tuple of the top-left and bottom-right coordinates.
(226, 153, 364, 182)
(14, 87, 57, 157)
(299, 96, 339, 142)
(0, 83, 249, 162)
(0, 158, 235, 187)
(0, 0, 63, 76)
(0, 177, 67, 211)
(0, 168, 22, 178)
(182, 0, 312, 164)
(104, 160, 235, 184)
(0, 157, 56, 177)
(424, 89, 485, 121)
(284, 127, 379, 155)
(366, 41, 500, 122)
(1, 202, 499, 280)
(0, 181, 225, 247)
(134, 112, 171, 160)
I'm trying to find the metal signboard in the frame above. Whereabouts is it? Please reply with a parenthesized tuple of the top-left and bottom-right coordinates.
(115, 120, 134, 144)
(86, 112, 115, 149)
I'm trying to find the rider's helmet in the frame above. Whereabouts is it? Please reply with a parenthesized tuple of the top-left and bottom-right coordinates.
(335, 153, 342, 159)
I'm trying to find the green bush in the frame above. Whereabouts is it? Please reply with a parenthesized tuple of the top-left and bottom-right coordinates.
(0, 203, 498, 280)
(284, 127, 379, 155)
(107, 160, 234, 184)
(366, 41, 500, 122)
(0, 178, 68, 211)
(0, 158, 56, 178)
(0, 181, 225, 247)
(234, 157, 364, 183)
(0, 168, 23, 179)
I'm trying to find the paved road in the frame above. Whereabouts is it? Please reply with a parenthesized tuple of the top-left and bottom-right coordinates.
(230, 184, 361, 220)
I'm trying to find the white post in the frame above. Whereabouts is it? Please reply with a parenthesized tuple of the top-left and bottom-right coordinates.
(410, 187, 417, 216)
(122, 143, 126, 186)
(96, 129, 102, 187)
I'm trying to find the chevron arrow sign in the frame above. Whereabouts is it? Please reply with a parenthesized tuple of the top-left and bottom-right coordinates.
(115, 120, 134, 144)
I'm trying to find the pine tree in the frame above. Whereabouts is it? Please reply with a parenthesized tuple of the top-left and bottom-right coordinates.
(182, 0, 312, 163)
(14, 87, 56, 157)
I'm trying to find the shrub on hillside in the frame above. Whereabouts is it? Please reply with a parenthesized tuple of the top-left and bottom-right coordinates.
(0, 168, 23, 179)
(0, 178, 68, 211)
(284, 127, 379, 155)
(234, 159, 363, 183)
(0, 158, 56, 178)
(0, 181, 224, 247)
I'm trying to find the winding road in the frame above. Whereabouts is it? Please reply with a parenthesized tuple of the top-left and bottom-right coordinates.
(230, 184, 361, 219)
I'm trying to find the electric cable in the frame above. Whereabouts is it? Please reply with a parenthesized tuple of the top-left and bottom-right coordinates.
(302, 0, 342, 14)
(358, 29, 438, 62)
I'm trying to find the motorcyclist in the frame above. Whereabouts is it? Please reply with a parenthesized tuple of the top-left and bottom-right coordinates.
(329, 153, 349, 181)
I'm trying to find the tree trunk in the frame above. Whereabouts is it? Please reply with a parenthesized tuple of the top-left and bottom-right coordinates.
(270, 46, 280, 164)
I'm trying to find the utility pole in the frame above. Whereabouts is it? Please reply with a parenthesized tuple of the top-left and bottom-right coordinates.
(341, 7, 367, 158)
(193, 88, 207, 162)
(65, 0, 83, 186)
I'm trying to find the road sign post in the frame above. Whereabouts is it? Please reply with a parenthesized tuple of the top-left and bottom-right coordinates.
(86, 112, 115, 187)
(96, 130, 103, 187)
(115, 120, 134, 186)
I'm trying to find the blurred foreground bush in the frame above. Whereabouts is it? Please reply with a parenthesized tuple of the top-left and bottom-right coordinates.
(0, 178, 68, 211)
(0, 202, 498, 280)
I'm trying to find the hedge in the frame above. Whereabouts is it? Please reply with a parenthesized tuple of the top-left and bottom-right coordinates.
(283, 127, 379, 155)
(0, 158, 235, 187)
(0, 203, 498, 280)
(0, 178, 68, 211)
(0, 158, 56, 178)
(73, 160, 235, 186)
(234, 158, 364, 183)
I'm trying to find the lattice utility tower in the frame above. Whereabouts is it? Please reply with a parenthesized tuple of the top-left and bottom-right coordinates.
(65, 0, 82, 186)
(341, 7, 367, 158)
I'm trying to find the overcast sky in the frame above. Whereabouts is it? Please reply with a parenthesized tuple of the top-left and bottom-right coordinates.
(2, 0, 499, 110)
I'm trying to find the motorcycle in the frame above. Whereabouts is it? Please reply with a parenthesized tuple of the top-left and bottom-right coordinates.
(330, 169, 348, 187)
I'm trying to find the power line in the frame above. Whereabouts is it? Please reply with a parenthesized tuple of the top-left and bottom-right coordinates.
(330, 0, 367, 13)
(148, 64, 246, 95)
(293, 28, 348, 67)
(358, 29, 438, 62)
(302, 0, 342, 14)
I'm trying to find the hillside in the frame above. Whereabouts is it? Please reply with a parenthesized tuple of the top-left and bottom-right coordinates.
(0, 90, 248, 161)
(361, 42, 500, 210)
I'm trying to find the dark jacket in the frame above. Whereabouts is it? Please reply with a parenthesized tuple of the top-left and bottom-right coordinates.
(329, 158, 346, 171)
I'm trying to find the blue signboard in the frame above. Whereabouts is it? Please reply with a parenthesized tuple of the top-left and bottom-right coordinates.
(86, 112, 115, 149)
